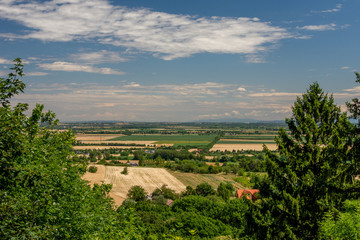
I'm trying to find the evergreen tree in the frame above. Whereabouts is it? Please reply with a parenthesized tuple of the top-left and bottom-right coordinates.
(249, 83, 360, 239)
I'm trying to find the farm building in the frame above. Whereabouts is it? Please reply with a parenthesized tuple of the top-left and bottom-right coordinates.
(236, 189, 259, 201)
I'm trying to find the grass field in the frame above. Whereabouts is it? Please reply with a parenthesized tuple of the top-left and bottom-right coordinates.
(217, 140, 275, 144)
(108, 134, 217, 146)
(170, 171, 246, 190)
(222, 135, 276, 140)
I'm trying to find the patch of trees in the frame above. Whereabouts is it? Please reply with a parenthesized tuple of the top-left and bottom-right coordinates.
(121, 182, 248, 238)
(0, 59, 142, 239)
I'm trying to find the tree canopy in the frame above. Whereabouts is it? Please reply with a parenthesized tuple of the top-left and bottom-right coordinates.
(0, 59, 142, 239)
(249, 82, 360, 239)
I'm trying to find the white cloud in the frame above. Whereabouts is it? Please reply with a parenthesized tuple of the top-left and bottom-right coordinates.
(343, 86, 360, 93)
(70, 50, 128, 64)
(248, 92, 300, 97)
(341, 66, 351, 70)
(321, 4, 342, 13)
(237, 87, 246, 92)
(245, 54, 266, 63)
(26, 72, 48, 76)
(0, 0, 293, 60)
(123, 82, 141, 88)
(38, 61, 125, 75)
(0, 57, 12, 64)
(298, 23, 336, 31)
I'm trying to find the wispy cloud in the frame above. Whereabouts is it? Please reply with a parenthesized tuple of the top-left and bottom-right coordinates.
(248, 92, 300, 97)
(343, 86, 360, 93)
(0, 57, 12, 64)
(320, 4, 342, 13)
(26, 72, 48, 76)
(0, 0, 293, 60)
(38, 61, 125, 75)
(70, 50, 128, 64)
(298, 23, 336, 31)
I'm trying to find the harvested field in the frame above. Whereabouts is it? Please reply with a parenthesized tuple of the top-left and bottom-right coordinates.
(75, 134, 124, 141)
(73, 146, 146, 150)
(108, 134, 216, 146)
(211, 143, 277, 151)
(77, 140, 156, 145)
(220, 139, 275, 143)
(83, 166, 186, 205)
(83, 164, 106, 186)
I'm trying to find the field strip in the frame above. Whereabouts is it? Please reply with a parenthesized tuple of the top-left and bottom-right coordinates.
(77, 140, 156, 145)
(211, 143, 277, 151)
(220, 139, 275, 142)
(73, 146, 146, 150)
(75, 134, 124, 141)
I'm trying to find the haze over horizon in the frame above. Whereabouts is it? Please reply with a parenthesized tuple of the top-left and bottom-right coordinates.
(0, 0, 359, 122)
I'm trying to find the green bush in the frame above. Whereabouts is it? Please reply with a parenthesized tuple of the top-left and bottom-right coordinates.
(121, 167, 128, 175)
(88, 166, 98, 173)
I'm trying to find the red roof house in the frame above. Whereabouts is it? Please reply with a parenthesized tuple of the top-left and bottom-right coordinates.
(236, 189, 259, 201)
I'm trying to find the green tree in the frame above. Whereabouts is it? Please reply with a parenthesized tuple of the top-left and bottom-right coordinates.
(249, 83, 360, 239)
(127, 185, 147, 202)
(346, 72, 360, 119)
(196, 182, 216, 197)
(152, 184, 178, 200)
(320, 199, 360, 239)
(217, 182, 234, 201)
(0, 59, 141, 239)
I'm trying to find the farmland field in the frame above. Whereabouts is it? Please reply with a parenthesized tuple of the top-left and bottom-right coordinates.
(108, 134, 217, 146)
(211, 134, 277, 151)
(222, 135, 276, 140)
(73, 146, 147, 150)
(75, 134, 124, 141)
(83, 166, 187, 205)
(83, 165, 250, 205)
(170, 171, 247, 190)
(211, 143, 277, 151)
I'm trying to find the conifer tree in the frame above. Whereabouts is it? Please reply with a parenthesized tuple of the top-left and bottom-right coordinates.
(249, 83, 360, 239)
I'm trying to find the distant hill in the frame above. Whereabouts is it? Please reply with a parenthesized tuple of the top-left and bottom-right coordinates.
(195, 118, 285, 124)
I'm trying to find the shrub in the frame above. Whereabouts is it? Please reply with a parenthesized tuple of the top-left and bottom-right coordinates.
(121, 167, 128, 175)
(88, 166, 98, 173)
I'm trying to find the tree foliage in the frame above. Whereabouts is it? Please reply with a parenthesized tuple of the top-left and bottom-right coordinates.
(0, 59, 141, 239)
(195, 182, 216, 197)
(320, 199, 360, 239)
(127, 185, 147, 202)
(346, 72, 360, 119)
(249, 82, 360, 239)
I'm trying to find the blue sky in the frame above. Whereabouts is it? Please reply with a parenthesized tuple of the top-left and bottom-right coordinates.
(0, 0, 359, 122)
